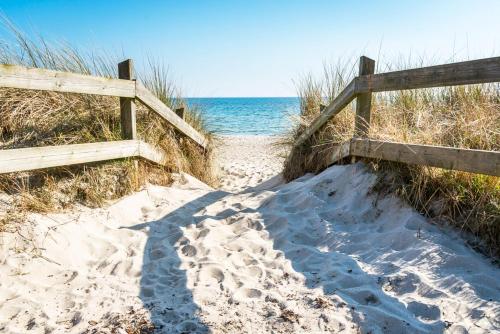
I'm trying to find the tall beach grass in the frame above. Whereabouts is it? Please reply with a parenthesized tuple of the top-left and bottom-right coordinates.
(284, 56, 500, 257)
(0, 19, 217, 229)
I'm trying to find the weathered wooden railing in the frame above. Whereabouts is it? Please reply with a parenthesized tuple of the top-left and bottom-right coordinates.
(293, 56, 500, 177)
(0, 59, 207, 173)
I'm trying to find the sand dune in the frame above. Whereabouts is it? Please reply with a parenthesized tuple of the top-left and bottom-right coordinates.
(0, 136, 499, 333)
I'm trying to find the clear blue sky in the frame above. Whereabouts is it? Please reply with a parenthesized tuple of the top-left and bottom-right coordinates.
(0, 0, 499, 97)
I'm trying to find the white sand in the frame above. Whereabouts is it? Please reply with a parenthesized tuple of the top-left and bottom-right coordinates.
(1, 135, 499, 333)
(214, 135, 285, 193)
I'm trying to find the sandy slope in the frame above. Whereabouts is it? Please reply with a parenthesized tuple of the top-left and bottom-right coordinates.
(0, 136, 499, 333)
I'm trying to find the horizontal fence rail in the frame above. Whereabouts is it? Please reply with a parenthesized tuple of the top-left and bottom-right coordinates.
(356, 56, 500, 93)
(0, 140, 167, 174)
(325, 139, 500, 176)
(349, 139, 500, 176)
(0, 63, 207, 148)
(0, 64, 136, 97)
(293, 56, 500, 177)
(0, 59, 207, 175)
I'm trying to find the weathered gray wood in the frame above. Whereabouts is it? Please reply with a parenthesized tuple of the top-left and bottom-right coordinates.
(356, 56, 500, 93)
(0, 64, 135, 97)
(0, 140, 169, 173)
(0, 141, 139, 173)
(175, 107, 185, 120)
(326, 141, 351, 166)
(294, 79, 357, 147)
(291, 56, 500, 177)
(118, 60, 137, 139)
(354, 56, 375, 137)
(350, 139, 500, 176)
(135, 82, 207, 148)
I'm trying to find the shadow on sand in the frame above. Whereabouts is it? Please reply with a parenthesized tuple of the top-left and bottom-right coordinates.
(123, 189, 228, 333)
(120, 166, 495, 333)
(254, 169, 448, 333)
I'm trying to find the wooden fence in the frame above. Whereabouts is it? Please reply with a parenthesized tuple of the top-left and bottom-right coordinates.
(294, 56, 500, 177)
(0, 59, 208, 174)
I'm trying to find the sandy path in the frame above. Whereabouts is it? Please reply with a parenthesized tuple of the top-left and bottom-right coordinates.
(215, 135, 285, 193)
(0, 136, 499, 333)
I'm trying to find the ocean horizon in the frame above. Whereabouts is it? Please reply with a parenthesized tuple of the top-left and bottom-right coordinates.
(185, 97, 300, 135)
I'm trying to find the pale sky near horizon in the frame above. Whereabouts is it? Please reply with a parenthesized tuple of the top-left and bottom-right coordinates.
(0, 0, 499, 97)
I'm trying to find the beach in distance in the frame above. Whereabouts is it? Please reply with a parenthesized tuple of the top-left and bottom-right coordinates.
(1, 1, 499, 333)
(186, 97, 300, 135)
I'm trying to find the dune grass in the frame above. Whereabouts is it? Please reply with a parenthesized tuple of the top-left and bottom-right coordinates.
(0, 19, 217, 227)
(284, 56, 500, 258)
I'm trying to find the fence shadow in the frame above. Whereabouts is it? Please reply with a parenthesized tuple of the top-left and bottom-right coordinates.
(253, 173, 447, 333)
(123, 189, 228, 333)
(119, 167, 465, 333)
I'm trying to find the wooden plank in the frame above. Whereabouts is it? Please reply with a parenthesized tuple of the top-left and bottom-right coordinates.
(326, 141, 351, 166)
(138, 141, 167, 166)
(0, 140, 170, 173)
(354, 56, 375, 137)
(294, 79, 357, 147)
(356, 56, 500, 93)
(350, 139, 500, 176)
(0, 141, 140, 173)
(118, 60, 137, 139)
(135, 82, 207, 148)
(0, 64, 136, 97)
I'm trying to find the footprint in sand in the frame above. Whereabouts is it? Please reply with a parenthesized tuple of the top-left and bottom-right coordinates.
(346, 289, 381, 306)
(150, 248, 166, 260)
(247, 220, 263, 231)
(181, 245, 197, 257)
(239, 265, 264, 280)
(234, 287, 262, 300)
(407, 301, 441, 321)
(196, 228, 211, 240)
(198, 266, 225, 285)
(382, 272, 420, 295)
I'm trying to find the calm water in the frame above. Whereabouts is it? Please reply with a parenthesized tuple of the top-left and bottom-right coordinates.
(185, 97, 300, 135)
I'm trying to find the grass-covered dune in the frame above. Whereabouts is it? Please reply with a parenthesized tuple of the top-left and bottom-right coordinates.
(0, 20, 217, 223)
(284, 57, 500, 258)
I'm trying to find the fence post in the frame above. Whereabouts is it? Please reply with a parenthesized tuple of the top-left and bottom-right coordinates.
(354, 56, 375, 137)
(118, 59, 137, 140)
(175, 107, 185, 120)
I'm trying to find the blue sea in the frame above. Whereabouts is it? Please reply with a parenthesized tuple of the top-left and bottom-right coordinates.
(185, 97, 300, 135)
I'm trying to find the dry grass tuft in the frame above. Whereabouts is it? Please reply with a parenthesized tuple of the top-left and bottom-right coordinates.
(0, 19, 217, 224)
(285, 56, 500, 257)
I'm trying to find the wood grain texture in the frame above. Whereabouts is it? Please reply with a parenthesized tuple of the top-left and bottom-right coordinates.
(0, 141, 140, 173)
(118, 59, 137, 139)
(354, 56, 375, 137)
(135, 82, 207, 148)
(0, 64, 135, 97)
(0, 140, 170, 173)
(326, 141, 351, 166)
(294, 79, 357, 147)
(350, 139, 500, 176)
(356, 56, 500, 93)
